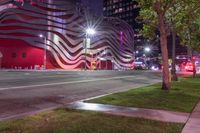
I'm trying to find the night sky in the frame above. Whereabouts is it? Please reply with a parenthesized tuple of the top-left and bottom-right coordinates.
(81, 0, 103, 16)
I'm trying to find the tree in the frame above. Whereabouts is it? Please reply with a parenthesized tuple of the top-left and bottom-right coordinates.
(176, 1, 200, 78)
(165, 3, 183, 82)
(163, 0, 200, 80)
(179, 20, 200, 78)
(137, 0, 178, 90)
(137, 0, 200, 89)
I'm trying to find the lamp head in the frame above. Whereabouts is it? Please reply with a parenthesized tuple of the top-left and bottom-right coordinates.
(86, 28, 96, 35)
(144, 47, 151, 52)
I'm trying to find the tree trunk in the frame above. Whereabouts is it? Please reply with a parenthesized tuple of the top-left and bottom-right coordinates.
(192, 62, 196, 78)
(192, 51, 196, 78)
(171, 30, 178, 81)
(159, 14, 171, 90)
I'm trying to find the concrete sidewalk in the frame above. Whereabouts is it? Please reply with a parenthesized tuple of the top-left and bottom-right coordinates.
(67, 102, 189, 123)
(68, 101, 200, 133)
(182, 101, 200, 133)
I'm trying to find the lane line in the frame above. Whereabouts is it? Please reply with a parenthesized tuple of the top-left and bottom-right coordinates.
(0, 75, 139, 91)
(0, 74, 78, 81)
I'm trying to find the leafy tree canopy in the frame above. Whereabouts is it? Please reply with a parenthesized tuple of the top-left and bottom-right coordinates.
(137, 0, 200, 45)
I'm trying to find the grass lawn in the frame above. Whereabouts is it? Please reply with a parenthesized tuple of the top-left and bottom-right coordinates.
(87, 77, 200, 113)
(0, 109, 183, 133)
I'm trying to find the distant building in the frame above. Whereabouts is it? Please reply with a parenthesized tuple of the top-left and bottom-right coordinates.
(103, 0, 144, 57)
(80, 0, 103, 16)
(103, 0, 141, 33)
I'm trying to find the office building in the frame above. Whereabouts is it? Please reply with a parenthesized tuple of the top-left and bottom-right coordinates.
(103, 0, 141, 32)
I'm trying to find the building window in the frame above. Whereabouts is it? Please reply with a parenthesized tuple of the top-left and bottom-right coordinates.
(119, 8, 123, 12)
(12, 53, 17, 58)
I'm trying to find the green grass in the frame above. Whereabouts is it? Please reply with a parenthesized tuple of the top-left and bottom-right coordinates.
(87, 77, 200, 113)
(0, 109, 183, 133)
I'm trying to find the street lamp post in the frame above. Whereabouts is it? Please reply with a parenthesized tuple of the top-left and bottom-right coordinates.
(144, 47, 151, 69)
(104, 49, 108, 70)
(39, 34, 47, 70)
(83, 38, 87, 70)
(84, 28, 96, 70)
(97, 49, 101, 70)
(134, 50, 139, 61)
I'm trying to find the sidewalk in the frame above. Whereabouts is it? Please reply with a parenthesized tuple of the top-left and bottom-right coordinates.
(67, 102, 189, 123)
(182, 101, 200, 133)
(68, 101, 200, 133)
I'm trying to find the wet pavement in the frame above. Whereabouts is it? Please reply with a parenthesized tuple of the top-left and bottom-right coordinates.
(67, 100, 200, 133)
(67, 102, 190, 123)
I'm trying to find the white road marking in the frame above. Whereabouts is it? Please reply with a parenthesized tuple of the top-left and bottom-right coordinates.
(0, 75, 137, 91)
(0, 74, 69, 80)
(24, 73, 30, 75)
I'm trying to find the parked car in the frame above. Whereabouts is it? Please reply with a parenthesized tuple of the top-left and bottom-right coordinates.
(150, 64, 160, 71)
(184, 61, 198, 72)
(185, 62, 194, 72)
(134, 61, 147, 70)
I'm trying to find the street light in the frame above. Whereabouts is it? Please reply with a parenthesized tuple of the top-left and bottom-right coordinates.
(84, 28, 96, 70)
(39, 34, 47, 70)
(144, 47, 151, 53)
(144, 47, 151, 69)
(86, 28, 96, 35)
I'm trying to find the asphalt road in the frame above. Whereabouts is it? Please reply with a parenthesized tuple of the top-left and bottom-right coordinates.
(0, 70, 161, 121)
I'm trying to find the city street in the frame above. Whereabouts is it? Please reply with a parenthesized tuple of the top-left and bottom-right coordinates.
(0, 70, 161, 120)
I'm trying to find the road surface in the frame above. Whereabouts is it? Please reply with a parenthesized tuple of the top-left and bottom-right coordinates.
(0, 70, 161, 120)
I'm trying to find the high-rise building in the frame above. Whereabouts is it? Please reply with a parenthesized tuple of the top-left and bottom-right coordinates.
(103, 0, 146, 57)
(80, 0, 103, 16)
(103, 0, 148, 59)
(103, 0, 141, 33)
